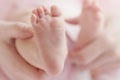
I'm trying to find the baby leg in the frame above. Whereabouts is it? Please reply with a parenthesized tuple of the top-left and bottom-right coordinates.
(16, 6, 68, 75)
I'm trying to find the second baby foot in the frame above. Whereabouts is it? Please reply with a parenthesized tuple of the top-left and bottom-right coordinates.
(75, 0, 105, 49)
(70, 0, 105, 67)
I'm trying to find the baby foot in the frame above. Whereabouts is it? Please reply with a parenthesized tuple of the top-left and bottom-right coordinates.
(31, 6, 68, 74)
(16, 6, 67, 75)
(75, 0, 105, 49)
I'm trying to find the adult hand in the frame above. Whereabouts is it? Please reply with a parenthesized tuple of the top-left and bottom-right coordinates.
(0, 21, 47, 80)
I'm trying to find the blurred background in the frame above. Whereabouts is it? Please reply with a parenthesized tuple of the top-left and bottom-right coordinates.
(0, 0, 120, 40)
(0, 0, 120, 19)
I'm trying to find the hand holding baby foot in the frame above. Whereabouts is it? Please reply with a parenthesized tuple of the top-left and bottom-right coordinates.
(0, 22, 46, 80)
(16, 6, 68, 75)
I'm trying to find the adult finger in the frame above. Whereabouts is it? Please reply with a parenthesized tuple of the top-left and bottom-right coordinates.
(0, 21, 33, 40)
(65, 17, 79, 25)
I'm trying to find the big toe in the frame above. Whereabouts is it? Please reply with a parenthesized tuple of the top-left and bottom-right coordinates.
(83, 0, 92, 8)
(51, 5, 62, 17)
(91, 0, 102, 12)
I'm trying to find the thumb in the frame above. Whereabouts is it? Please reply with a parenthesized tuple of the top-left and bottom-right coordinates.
(0, 21, 33, 40)
(11, 22, 33, 39)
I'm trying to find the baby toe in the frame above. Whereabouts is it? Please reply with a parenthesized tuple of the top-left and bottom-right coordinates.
(51, 5, 62, 17)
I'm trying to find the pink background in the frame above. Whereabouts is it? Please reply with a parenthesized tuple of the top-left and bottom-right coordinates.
(0, 0, 120, 19)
